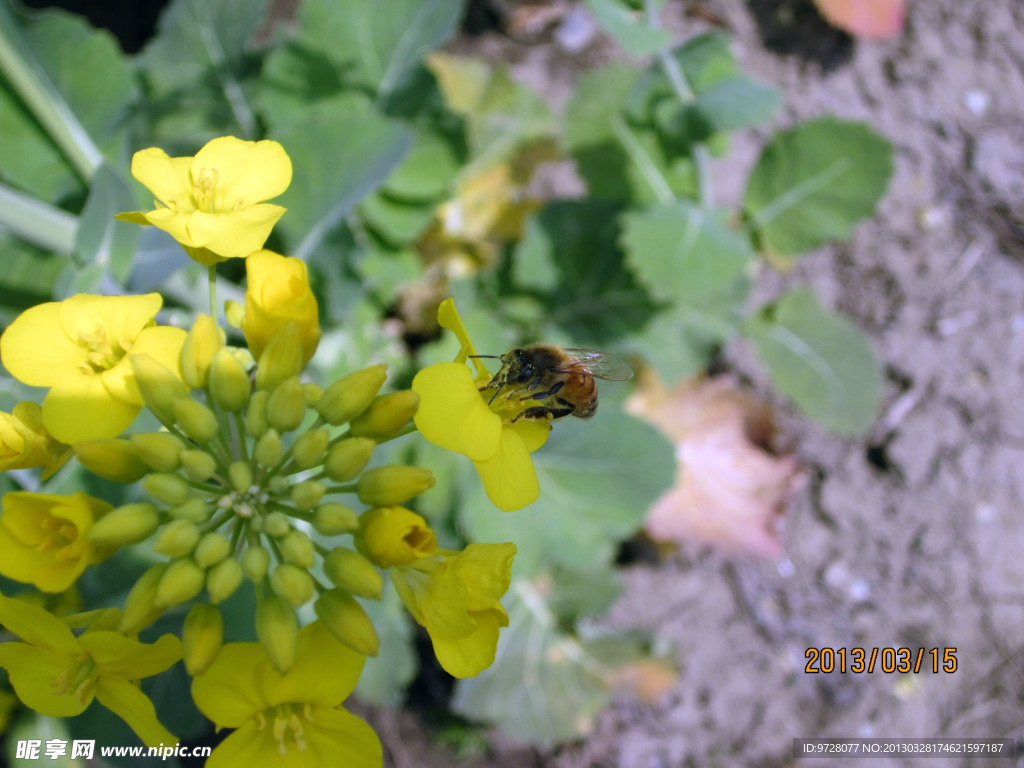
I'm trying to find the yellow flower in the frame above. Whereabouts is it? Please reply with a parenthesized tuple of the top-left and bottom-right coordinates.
(412, 299, 549, 511)
(191, 621, 381, 768)
(0, 492, 113, 592)
(0, 592, 180, 747)
(242, 250, 321, 365)
(0, 293, 186, 443)
(358, 506, 437, 568)
(117, 136, 292, 265)
(0, 402, 71, 479)
(392, 543, 516, 679)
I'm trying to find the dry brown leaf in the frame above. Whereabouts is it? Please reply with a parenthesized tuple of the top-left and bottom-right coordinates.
(813, 0, 905, 38)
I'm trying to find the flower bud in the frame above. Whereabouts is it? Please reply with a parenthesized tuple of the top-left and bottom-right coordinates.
(256, 595, 297, 674)
(206, 557, 244, 604)
(155, 557, 205, 608)
(130, 353, 188, 425)
(243, 250, 321, 367)
(291, 480, 326, 511)
(279, 530, 315, 569)
(142, 472, 192, 506)
(291, 428, 329, 470)
(316, 364, 388, 426)
(356, 465, 435, 507)
(169, 497, 210, 523)
(194, 532, 231, 568)
(87, 502, 159, 548)
(268, 476, 290, 496)
(180, 450, 217, 482)
(323, 547, 382, 599)
(253, 429, 283, 468)
(266, 376, 306, 433)
(349, 391, 419, 440)
(74, 438, 148, 483)
(183, 603, 223, 675)
(242, 546, 271, 582)
(130, 432, 185, 472)
(153, 519, 201, 558)
(358, 506, 437, 567)
(119, 562, 168, 634)
(269, 563, 314, 606)
(225, 299, 245, 329)
(209, 348, 252, 412)
(181, 314, 222, 389)
(314, 502, 359, 536)
(314, 589, 379, 657)
(173, 399, 219, 443)
(255, 323, 303, 393)
(323, 437, 375, 482)
(245, 390, 269, 438)
(228, 461, 254, 494)
(263, 511, 292, 538)
(302, 383, 323, 406)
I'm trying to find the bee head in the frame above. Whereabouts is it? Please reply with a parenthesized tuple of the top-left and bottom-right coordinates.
(504, 348, 535, 384)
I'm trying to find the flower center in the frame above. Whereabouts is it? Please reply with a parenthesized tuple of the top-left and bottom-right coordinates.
(38, 515, 84, 562)
(77, 326, 131, 374)
(192, 167, 219, 212)
(260, 703, 312, 756)
(52, 654, 98, 705)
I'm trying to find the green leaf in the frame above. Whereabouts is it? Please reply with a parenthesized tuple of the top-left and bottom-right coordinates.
(744, 117, 894, 256)
(672, 31, 738, 90)
(584, 0, 672, 56)
(693, 75, 781, 133)
(461, 409, 674, 575)
(73, 163, 139, 284)
(512, 201, 657, 344)
(745, 288, 883, 436)
(0, 237, 65, 322)
(381, 127, 461, 202)
(359, 192, 436, 245)
(270, 103, 413, 261)
(296, 0, 465, 108)
(355, 581, 417, 708)
(627, 305, 733, 381)
(565, 65, 696, 203)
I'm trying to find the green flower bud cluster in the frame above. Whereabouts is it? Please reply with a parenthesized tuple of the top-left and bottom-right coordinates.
(73, 321, 435, 675)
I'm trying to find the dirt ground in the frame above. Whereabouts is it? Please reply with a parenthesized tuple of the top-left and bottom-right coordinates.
(369, 1, 1024, 766)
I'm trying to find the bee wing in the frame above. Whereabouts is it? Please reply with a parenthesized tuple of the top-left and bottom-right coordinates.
(555, 349, 635, 381)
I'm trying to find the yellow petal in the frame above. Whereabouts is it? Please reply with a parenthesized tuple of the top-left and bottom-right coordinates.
(508, 416, 550, 453)
(191, 643, 270, 728)
(449, 542, 516, 611)
(130, 149, 194, 210)
(0, 302, 83, 386)
(104, 325, 187, 404)
(437, 298, 490, 378)
(430, 607, 504, 678)
(95, 675, 177, 748)
(264, 622, 366, 707)
(43, 373, 140, 443)
(80, 632, 182, 679)
(0, 592, 79, 654)
(114, 211, 151, 225)
(0, 643, 86, 716)
(412, 363, 501, 461)
(187, 205, 286, 259)
(192, 137, 292, 206)
(473, 426, 539, 511)
(58, 293, 162, 347)
(144, 207, 199, 247)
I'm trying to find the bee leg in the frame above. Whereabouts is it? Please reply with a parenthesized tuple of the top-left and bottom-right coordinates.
(512, 399, 575, 422)
(521, 379, 564, 403)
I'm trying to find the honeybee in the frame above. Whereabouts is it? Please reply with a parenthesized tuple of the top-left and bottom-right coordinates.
(473, 344, 634, 421)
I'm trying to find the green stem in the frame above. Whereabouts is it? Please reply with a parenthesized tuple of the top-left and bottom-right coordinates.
(323, 484, 358, 495)
(0, 183, 76, 254)
(208, 265, 218, 319)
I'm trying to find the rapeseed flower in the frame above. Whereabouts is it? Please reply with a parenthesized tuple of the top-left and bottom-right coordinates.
(0, 402, 71, 478)
(242, 250, 321, 365)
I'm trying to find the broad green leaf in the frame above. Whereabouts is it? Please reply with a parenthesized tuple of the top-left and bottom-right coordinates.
(512, 201, 657, 344)
(547, 567, 621, 625)
(270, 103, 413, 261)
(745, 288, 883, 436)
(461, 409, 674, 575)
(296, 0, 465, 108)
(381, 127, 462, 202)
(357, 248, 423, 304)
(584, 0, 672, 56)
(73, 163, 139, 284)
(355, 581, 417, 708)
(693, 75, 781, 133)
(360, 192, 436, 245)
(627, 304, 735, 381)
(0, 237, 65, 322)
(672, 31, 738, 89)
(565, 65, 697, 203)
(744, 117, 894, 256)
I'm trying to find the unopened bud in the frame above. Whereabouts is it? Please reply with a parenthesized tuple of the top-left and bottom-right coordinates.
(255, 324, 303, 392)
(356, 465, 435, 507)
(323, 547, 382, 599)
(242, 546, 271, 582)
(349, 391, 419, 440)
(130, 432, 185, 472)
(142, 472, 192, 506)
(194, 532, 231, 568)
(302, 383, 323, 406)
(206, 557, 244, 604)
(290, 480, 325, 511)
(153, 519, 201, 558)
(267, 376, 306, 433)
(268, 476, 290, 496)
(169, 497, 210, 523)
(316, 364, 388, 426)
(253, 429, 283, 467)
(270, 563, 314, 606)
(155, 557, 205, 608)
(323, 437, 375, 482)
(280, 530, 315, 569)
(358, 506, 437, 567)
(209, 348, 252, 412)
(263, 511, 292, 538)
(130, 353, 188, 424)
(75, 438, 148, 483)
(119, 563, 168, 634)
(291, 428, 328, 469)
(256, 595, 297, 674)
(314, 502, 359, 536)
(183, 603, 223, 675)
(181, 314, 222, 389)
(87, 502, 159, 548)
(224, 300, 245, 329)
(245, 390, 269, 438)
(314, 589, 379, 656)
(173, 399, 219, 443)
(228, 461, 253, 494)
(180, 450, 217, 482)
